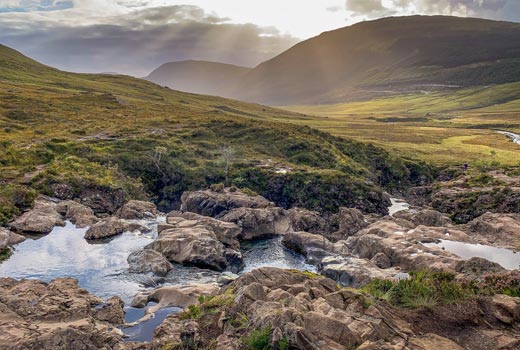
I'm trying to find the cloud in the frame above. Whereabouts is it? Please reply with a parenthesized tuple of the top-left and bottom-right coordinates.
(0, 4, 298, 76)
(345, 0, 511, 18)
(0, 0, 73, 12)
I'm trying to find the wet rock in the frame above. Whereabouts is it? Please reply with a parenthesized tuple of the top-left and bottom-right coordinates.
(455, 257, 506, 280)
(131, 284, 218, 313)
(85, 216, 146, 240)
(10, 198, 65, 234)
(55, 200, 98, 228)
(118, 200, 159, 220)
(147, 225, 237, 271)
(0, 277, 123, 350)
(180, 187, 273, 218)
(221, 207, 290, 240)
(393, 208, 452, 227)
(127, 249, 173, 276)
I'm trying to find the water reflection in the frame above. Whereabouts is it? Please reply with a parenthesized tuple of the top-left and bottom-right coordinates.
(423, 239, 520, 270)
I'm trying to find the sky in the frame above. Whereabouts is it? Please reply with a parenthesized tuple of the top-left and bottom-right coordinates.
(1, 0, 520, 76)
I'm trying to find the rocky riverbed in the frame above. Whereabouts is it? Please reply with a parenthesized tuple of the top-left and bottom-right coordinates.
(0, 182, 519, 349)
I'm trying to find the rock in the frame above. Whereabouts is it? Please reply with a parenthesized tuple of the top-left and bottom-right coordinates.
(282, 231, 340, 264)
(455, 257, 506, 280)
(468, 212, 520, 249)
(371, 252, 391, 269)
(127, 249, 173, 276)
(131, 284, 218, 313)
(0, 277, 123, 350)
(408, 333, 464, 350)
(318, 256, 399, 287)
(85, 217, 147, 240)
(285, 207, 333, 234)
(79, 187, 126, 215)
(118, 200, 159, 220)
(147, 225, 237, 271)
(94, 296, 125, 324)
(167, 211, 242, 249)
(55, 200, 98, 228)
(10, 198, 65, 234)
(491, 294, 520, 325)
(221, 207, 290, 240)
(393, 208, 452, 227)
(180, 187, 273, 218)
(329, 207, 368, 241)
(0, 228, 25, 247)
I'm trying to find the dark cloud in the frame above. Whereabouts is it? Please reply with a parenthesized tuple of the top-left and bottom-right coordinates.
(0, 5, 298, 76)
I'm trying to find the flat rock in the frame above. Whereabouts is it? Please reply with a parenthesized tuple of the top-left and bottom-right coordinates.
(118, 200, 159, 220)
(127, 249, 173, 276)
(9, 198, 65, 234)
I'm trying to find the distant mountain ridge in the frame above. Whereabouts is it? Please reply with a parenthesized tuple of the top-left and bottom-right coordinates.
(146, 15, 520, 105)
(145, 60, 251, 96)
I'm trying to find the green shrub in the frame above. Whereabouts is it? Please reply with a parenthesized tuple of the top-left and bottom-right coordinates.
(0, 184, 37, 225)
(244, 326, 271, 350)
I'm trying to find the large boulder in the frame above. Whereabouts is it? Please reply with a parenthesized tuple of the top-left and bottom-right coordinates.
(127, 249, 173, 276)
(55, 200, 98, 228)
(282, 231, 341, 264)
(167, 211, 242, 249)
(221, 207, 290, 240)
(180, 188, 273, 218)
(10, 198, 64, 234)
(84, 217, 146, 240)
(118, 200, 159, 220)
(147, 225, 239, 272)
(0, 277, 123, 350)
(455, 257, 506, 280)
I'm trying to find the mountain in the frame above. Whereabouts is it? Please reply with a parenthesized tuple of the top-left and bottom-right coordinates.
(0, 43, 427, 224)
(145, 60, 251, 96)
(230, 16, 520, 105)
(143, 16, 520, 105)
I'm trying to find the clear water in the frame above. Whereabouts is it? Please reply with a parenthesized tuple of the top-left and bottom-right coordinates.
(0, 222, 313, 303)
(423, 240, 520, 270)
(122, 306, 181, 342)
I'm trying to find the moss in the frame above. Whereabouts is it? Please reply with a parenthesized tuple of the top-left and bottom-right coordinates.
(0, 247, 12, 262)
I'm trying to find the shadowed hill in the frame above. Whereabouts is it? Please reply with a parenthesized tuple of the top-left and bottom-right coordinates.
(145, 60, 251, 96)
(231, 16, 520, 105)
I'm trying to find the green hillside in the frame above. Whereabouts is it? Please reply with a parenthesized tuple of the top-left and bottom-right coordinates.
(0, 44, 429, 225)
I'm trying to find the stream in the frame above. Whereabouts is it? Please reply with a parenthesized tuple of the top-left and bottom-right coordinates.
(497, 130, 520, 144)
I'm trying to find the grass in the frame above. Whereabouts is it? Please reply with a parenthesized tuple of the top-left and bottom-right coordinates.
(283, 83, 520, 167)
(362, 271, 468, 308)
(0, 44, 433, 220)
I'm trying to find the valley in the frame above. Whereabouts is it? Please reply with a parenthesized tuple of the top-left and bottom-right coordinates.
(0, 12, 520, 350)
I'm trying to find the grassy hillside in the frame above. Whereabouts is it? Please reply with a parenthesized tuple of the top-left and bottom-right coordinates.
(284, 83, 520, 166)
(0, 44, 430, 224)
(145, 60, 251, 96)
(231, 16, 520, 105)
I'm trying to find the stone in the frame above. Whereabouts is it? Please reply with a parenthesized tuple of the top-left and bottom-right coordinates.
(180, 187, 273, 218)
(0, 228, 25, 248)
(10, 198, 65, 234)
(84, 216, 145, 240)
(371, 252, 391, 269)
(455, 257, 505, 280)
(221, 207, 290, 240)
(55, 200, 98, 228)
(127, 249, 173, 276)
(393, 208, 452, 227)
(118, 200, 159, 220)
